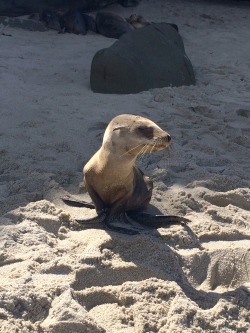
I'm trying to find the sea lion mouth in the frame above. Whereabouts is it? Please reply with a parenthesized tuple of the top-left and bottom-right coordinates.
(157, 143, 169, 149)
(143, 141, 170, 153)
(151, 143, 169, 151)
(151, 135, 171, 150)
(122, 141, 169, 158)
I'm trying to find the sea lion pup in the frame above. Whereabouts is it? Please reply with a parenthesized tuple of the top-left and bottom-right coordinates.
(96, 12, 134, 39)
(126, 14, 179, 32)
(63, 114, 189, 234)
(126, 14, 151, 29)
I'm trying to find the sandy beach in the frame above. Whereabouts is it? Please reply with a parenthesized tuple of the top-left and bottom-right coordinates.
(0, 0, 250, 332)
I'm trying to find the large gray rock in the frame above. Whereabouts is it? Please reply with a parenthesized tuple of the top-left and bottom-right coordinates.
(90, 23, 195, 94)
(0, 0, 140, 17)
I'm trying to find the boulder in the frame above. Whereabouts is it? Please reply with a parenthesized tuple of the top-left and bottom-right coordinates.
(40, 10, 96, 34)
(0, 0, 141, 17)
(90, 23, 195, 94)
(62, 10, 87, 34)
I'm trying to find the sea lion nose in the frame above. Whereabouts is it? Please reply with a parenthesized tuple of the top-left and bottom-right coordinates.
(165, 134, 171, 142)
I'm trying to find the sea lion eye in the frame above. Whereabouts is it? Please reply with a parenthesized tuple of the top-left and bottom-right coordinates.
(137, 126, 154, 139)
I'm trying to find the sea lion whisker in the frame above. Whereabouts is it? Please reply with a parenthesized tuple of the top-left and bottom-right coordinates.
(170, 144, 179, 156)
(162, 142, 174, 158)
(138, 144, 149, 160)
(162, 147, 170, 157)
(164, 145, 181, 165)
(120, 143, 145, 157)
(135, 144, 149, 159)
(163, 156, 170, 169)
(170, 143, 175, 151)
(150, 142, 157, 154)
(137, 144, 148, 158)
(134, 144, 147, 159)
(160, 148, 171, 168)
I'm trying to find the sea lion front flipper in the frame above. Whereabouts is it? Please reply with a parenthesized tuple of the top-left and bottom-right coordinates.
(84, 179, 107, 215)
(62, 196, 95, 209)
(75, 210, 107, 224)
(127, 212, 190, 227)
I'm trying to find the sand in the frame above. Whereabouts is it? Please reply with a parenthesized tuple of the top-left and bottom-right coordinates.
(0, 0, 250, 332)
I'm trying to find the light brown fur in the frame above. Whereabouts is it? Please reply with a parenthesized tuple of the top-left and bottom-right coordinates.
(83, 114, 171, 218)
(126, 14, 151, 29)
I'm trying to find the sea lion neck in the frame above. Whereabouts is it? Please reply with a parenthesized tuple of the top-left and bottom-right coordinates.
(100, 143, 136, 162)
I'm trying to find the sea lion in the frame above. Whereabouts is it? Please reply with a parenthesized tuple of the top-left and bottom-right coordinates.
(126, 14, 179, 32)
(126, 14, 151, 29)
(63, 114, 189, 234)
(96, 12, 134, 39)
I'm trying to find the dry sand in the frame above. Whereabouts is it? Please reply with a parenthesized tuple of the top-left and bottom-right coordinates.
(0, 0, 250, 332)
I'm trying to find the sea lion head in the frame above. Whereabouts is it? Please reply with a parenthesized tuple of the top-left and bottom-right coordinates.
(102, 114, 171, 158)
(126, 14, 151, 29)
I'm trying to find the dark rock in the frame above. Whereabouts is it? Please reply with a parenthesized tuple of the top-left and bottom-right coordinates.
(40, 10, 91, 34)
(168, 23, 179, 32)
(40, 10, 63, 31)
(0, 1, 141, 17)
(96, 12, 133, 39)
(0, 15, 47, 31)
(90, 23, 195, 94)
(82, 14, 97, 33)
(119, 0, 140, 6)
(62, 10, 87, 34)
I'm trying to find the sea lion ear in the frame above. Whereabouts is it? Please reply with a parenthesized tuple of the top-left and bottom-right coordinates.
(113, 126, 125, 132)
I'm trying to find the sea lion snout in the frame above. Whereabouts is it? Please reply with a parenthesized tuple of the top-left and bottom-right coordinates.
(164, 134, 171, 143)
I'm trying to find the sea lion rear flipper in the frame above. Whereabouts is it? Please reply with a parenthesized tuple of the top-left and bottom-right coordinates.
(127, 211, 190, 227)
(104, 211, 142, 235)
(75, 210, 107, 224)
(104, 221, 139, 235)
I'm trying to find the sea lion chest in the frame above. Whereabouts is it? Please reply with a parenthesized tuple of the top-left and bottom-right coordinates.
(84, 150, 135, 206)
